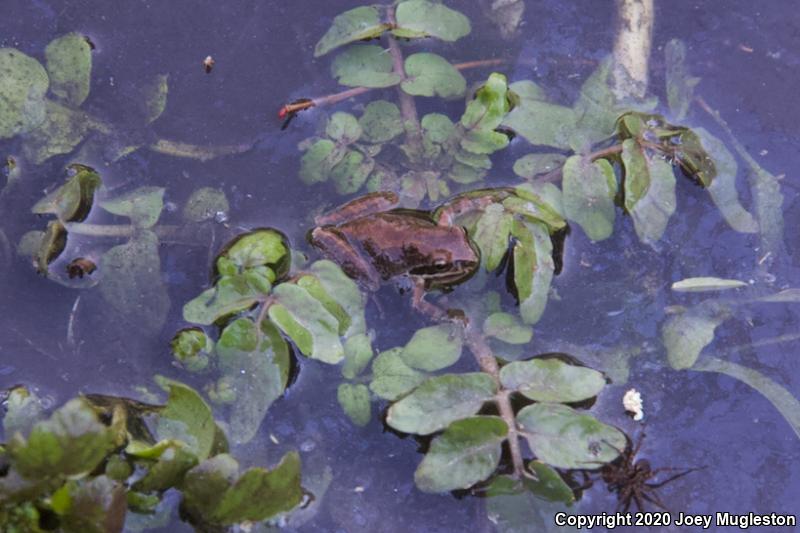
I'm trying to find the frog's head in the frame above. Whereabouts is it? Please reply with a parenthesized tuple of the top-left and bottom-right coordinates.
(411, 226, 480, 291)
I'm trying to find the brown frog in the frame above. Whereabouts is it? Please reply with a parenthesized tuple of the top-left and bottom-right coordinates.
(309, 191, 480, 317)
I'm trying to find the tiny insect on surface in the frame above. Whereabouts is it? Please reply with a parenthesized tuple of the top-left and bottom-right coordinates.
(576, 430, 705, 513)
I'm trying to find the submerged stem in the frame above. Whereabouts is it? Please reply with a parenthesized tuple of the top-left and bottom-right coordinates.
(464, 321, 532, 481)
(386, 6, 424, 156)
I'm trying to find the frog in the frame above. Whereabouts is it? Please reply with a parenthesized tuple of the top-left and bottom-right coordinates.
(309, 191, 480, 318)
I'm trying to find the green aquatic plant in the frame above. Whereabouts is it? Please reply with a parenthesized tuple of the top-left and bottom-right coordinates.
(0, 382, 303, 532)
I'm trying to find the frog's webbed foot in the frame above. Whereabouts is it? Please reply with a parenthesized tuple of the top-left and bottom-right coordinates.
(309, 228, 380, 290)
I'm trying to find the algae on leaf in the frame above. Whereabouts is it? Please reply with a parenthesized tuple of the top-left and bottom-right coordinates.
(0, 48, 49, 139)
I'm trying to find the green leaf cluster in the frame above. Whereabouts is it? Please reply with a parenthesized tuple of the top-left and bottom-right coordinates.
(382, 355, 621, 493)
(0, 382, 303, 531)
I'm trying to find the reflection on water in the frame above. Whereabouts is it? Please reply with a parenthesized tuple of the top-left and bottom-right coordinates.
(1, 1, 798, 531)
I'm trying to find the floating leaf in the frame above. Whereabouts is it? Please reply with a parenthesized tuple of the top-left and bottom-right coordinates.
(182, 187, 229, 223)
(171, 328, 213, 372)
(32, 164, 101, 222)
(473, 203, 513, 271)
(527, 461, 576, 503)
(309, 259, 367, 337)
(132, 442, 198, 493)
(182, 270, 270, 326)
(570, 58, 620, 150)
(422, 113, 455, 144)
(100, 230, 170, 335)
(504, 190, 566, 232)
(662, 300, 731, 370)
(694, 128, 758, 233)
(358, 100, 403, 144)
(483, 312, 532, 344)
(341, 333, 374, 379)
(300, 139, 342, 184)
(314, 6, 391, 57)
(44, 32, 92, 107)
(35, 220, 67, 274)
(400, 324, 463, 371)
(509, 80, 547, 103)
(182, 451, 303, 526)
(621, 139, 677, 244)
(141, 74, 168, 124)
(402, 53, 466, 98)
(0, 48, 49, 139)
(330, 149, 374, 194)
(665, 39, 700, 121)
(22, 100, 92, 164)
(297, 274, 352, 335)
(562, 156, 617, 241)
(500, 358, 605, 402)
(513, 220, 554, 325)
(331, 45, 401, 88)
(156, 381, 216, 461)
(369, 348, 427, 401)
(415, 416, 507, 492)
(517, 403, 625, 469)
(758, 289, 800, 303)
(216, 318, 290, 444)
(694, 356, 800, 440)
(671, 277, 748, 292)
(481, 0, 525, 39)
(2, 387, 44, 438)
(326, 112, 362, 144)
(513, 153, 566, 178)
(268, 283, 344, 364)
(386, 373, 496, 435)
(459, 73, 511, 154)
(337, 383, 371, 427)
(8, 398, 114, 479)
(218, 228, 290, 279)
(394, 0, 470, 41)
(55, 476, 127, 533)
(100, 186, 165, 228)
(502, 100, 576, 150)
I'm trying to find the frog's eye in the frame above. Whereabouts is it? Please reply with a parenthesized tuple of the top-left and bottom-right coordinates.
(433, 259, 448, 270)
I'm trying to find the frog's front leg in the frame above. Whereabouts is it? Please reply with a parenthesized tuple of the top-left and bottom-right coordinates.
(411, 278, 447, 320)
(309, 228, 381, 290)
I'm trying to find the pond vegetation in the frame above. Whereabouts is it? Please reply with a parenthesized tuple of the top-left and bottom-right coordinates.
(0, 1, 797, 531)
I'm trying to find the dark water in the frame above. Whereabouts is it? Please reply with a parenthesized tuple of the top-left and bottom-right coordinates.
(1, 1, 798, 532)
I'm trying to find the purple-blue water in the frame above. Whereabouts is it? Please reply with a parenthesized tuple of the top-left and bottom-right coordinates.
(1, 1, 798, 531)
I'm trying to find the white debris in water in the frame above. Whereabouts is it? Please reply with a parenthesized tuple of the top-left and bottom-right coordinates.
(269, 433, 279, 444)
(354, 486, 365, 493)
(623, 388, 644, 421)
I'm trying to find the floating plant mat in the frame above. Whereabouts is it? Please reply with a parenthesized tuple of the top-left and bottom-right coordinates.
(1, 0, 796, 530)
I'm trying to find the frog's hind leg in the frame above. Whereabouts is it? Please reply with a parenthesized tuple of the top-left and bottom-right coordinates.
(309, 228, 380, 290)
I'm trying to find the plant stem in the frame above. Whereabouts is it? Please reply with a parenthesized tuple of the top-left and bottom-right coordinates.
(537, 143, 625, 183)
(464, 320, 532, 480)
(386, 5, 424, 155)
(280, 58, 508, 115)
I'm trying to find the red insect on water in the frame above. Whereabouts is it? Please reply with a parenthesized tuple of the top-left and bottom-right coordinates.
(278, 98, 315, 130)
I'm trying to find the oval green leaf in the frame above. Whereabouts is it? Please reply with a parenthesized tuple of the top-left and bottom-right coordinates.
(500, 358, 605, 402)
(415, 416, 507, 493)
(386, 373, 497, 435)
(331, 45, 401, 88)
(314, 6, 391, 57)
(517, 403, 625, 469)
(402, 53, 466, 98)
(45, 32, 92, 106)
(562, 155, 617, 241)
